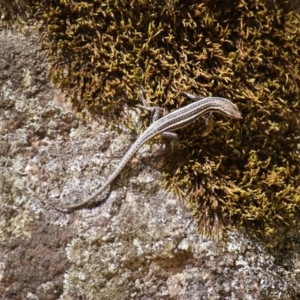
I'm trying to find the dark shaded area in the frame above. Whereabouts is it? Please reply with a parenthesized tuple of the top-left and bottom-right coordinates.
(0, 216, 73, 300)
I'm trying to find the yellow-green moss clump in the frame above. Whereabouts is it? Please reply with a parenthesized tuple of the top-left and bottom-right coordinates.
(2, 0, 300, 244)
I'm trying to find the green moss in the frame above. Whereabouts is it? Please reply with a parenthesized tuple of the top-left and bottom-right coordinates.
(3, 0, 300, 245)
(0, 0, 30, 29)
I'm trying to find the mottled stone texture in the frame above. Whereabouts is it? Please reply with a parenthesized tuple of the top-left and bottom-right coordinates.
(0, 29, 300, 300)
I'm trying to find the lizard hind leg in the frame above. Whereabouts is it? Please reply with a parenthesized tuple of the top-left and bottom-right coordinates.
(161, 131, 178, 153)
(139, 89, 165, 123)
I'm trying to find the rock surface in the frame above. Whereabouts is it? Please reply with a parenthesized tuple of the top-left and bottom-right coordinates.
(0, 28, 300, 300)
